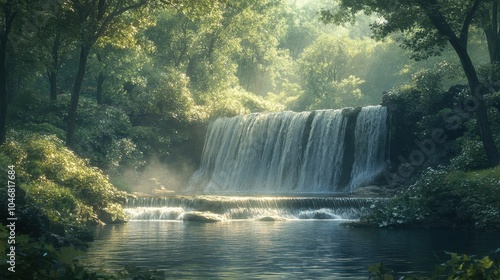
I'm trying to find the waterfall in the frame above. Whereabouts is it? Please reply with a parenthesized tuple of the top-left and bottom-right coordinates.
(124, 196, 382, 221)
(189, 105, 389, 194)
(348, 106, 389, 191)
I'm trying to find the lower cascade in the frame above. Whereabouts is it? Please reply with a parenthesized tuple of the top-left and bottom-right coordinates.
(189, 105, 389, 194)
(125, 196, 381, 221)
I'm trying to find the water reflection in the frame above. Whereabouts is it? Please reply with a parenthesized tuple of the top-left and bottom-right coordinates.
(84, 221, 500, 279)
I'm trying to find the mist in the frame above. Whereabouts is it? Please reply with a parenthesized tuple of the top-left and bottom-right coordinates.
(119, 156, 197, 195)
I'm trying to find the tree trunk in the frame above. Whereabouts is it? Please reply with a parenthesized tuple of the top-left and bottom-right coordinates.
(66, 45, 90, 147)
(0, 2, 15, 145)
(0, 30, 8, 145)
(96, 72, 105, 105)
(48, 33, 61, 101)
(424, 2, 500, 166)
(484, 2, 499, 64)
(449, 35, 500, 167)
(48, 71, 57, 101)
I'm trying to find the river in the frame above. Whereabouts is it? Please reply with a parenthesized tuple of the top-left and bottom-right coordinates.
(82, 217, 499, 279)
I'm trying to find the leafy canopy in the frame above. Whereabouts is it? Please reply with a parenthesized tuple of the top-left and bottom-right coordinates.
(320, 0, 484, 61)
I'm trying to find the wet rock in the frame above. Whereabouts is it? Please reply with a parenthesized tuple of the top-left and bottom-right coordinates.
(182, 211, 222, 222)
(98, 209, 127, 224)
(258, 216, 286, 221)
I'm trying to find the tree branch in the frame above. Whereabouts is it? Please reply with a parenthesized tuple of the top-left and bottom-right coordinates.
(417, 0, 461, 47)
(92, 0, 147, 44)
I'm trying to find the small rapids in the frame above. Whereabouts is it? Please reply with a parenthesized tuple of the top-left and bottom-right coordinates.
(125, 196, 382, 221)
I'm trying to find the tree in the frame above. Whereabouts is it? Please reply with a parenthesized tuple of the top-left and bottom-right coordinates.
(65, 0, 150, 147)
(480, 1, 500, 63)
(322, 0, 500, 166)
(29, 4, 77, 102)
(0, 0, 16, 144)
(1, 0, 52, 144)
(293, 34, 373, 110)
(146, 0, 290, 97)
(88, 43, 150, 105)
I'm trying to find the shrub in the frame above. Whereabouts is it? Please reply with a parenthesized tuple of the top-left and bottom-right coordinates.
(0, 134, 128, 240)
(362, 166, 500, 230)
(369, 251, 500, 280)
(361, 180, 431, 228)
(450, 137, 489, 171)
(201, 87, 283, 118)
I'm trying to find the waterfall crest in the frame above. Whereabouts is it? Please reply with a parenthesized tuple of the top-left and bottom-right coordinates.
(189, 105, 389, 194)
(125, 196, 381, 221)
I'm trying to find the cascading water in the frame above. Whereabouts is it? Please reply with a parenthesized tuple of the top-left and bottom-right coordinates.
(347, 106, 389, 191)
(189, 105, 389, 194)
(125, 105, 389, 222)
(124, 196, 382, 221)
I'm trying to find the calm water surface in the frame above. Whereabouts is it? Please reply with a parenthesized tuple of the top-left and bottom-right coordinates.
(83, 220, 500, 279)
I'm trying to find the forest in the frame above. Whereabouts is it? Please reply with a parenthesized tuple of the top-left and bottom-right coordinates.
(0, 0, 500, 279)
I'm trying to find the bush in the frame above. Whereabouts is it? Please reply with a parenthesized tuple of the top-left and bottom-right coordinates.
(0, 134, 128, 240)
(72, 96, 144, 172)
(478, 62, 500, 86)
(450, 101, 500, 171)
(200, 87, 283, 118)
(361, 185, 429, 228)
(369, 251, 500, 280)
(450, 137, 489, 171)
(362, 166, 500, 230)
(8, 93, 146, 175)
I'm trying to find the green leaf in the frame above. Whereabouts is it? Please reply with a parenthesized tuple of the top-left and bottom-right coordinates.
(478, 256, 494, 269)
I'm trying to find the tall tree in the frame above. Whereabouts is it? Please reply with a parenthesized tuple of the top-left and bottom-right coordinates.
(44, 15, 77, 101)
(65, 0, 149, 147)
(0, 0, 43, 143)
(146, 0, 290, 96)
(480, 1, 500, 63)
(0, 0, 16, 144)
(322, 0, 500, 166)
(28, 4, 77, 102)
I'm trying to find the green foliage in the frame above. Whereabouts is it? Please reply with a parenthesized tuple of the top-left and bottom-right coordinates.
(381, 66, 460, 162)
(489, 91, 500, 112)
(437, 252, 500, 280)
(363, 166, 500, 230)
(291, 34, 368, 109)
(9, 92, 149, 175)
(105, 138, 144, 175)
(201, 87, 284, 118)
(450, 137, 489, 171)
(118, 68, 200, 160)
(144, 0, 290, 98)
(368, 262, 394, 280)
(280, 6, 320, 59)
(73, 96, 144, 171)
(450, 95, 500, 171)
(385, 66, 448, 112)
(0, 134, 128, 239)
(25, 179, 94, 226)
(320, 0, 482, 61)
(127, 68, 197, 123)
(478, 63, 500, 86)
(362, 185, 429, 228)
(368, 251, 500, 280)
